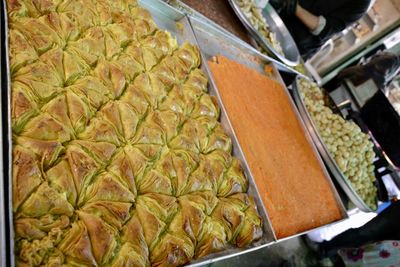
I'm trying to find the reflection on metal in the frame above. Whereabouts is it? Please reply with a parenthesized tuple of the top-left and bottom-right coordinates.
(336, 99, 352, 110)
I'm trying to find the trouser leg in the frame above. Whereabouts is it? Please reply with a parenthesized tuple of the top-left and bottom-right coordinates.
(320, 201, 400, 257)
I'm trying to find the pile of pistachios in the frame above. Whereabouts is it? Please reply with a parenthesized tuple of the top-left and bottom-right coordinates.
(299, 79, 377, 210)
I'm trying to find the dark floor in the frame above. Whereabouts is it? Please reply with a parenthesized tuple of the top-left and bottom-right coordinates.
(208, 237, 321, 267)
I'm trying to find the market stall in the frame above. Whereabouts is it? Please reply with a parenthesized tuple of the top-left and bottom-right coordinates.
(1, 0, 398, 266)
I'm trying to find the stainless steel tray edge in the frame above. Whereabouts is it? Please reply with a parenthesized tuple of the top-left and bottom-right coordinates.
(2, 0, 14, 264)
(275, 77, 349, 240)
(292, 77, 375, 212)
(282, 80, 348, 225)
(266, 50, 349, 239)
(165, 0, 310, 79)
(189, 16, 347, 241)
(186, 17, 277, 267)
(143, 0, 186, 20)
(228, 0, 300, 66)
(0, 3, 6, 266)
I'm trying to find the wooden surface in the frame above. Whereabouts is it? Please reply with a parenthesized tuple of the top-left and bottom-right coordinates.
(209, 56, 343, 238)
(182, 0, 251, 43)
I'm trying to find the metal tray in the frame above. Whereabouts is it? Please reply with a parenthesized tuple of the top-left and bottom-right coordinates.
(228, 0, 300, 67)
(144, 0, 276, 253)
(2, 0, 276, 265)
(188, 13, 347, 243)
(165, 0, 310, 79)
(292, 77, 377, 212)
(186, 20, 277, 267)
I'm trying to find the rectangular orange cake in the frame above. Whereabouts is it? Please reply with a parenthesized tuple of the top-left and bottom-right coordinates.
(209, 56, 343, 238)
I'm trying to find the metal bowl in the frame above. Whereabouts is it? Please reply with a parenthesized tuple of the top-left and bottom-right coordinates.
(228, 0, 301, 66)
(292, 77, 377, 212)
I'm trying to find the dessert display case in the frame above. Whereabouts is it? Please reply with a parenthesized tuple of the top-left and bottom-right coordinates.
(1, 0, 348, 265)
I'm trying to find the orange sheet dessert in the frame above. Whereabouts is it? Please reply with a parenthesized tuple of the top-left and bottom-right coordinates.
(209, 56, 343, 238)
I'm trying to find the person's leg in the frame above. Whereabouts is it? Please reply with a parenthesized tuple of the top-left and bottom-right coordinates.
(320, 201, 400, 257)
